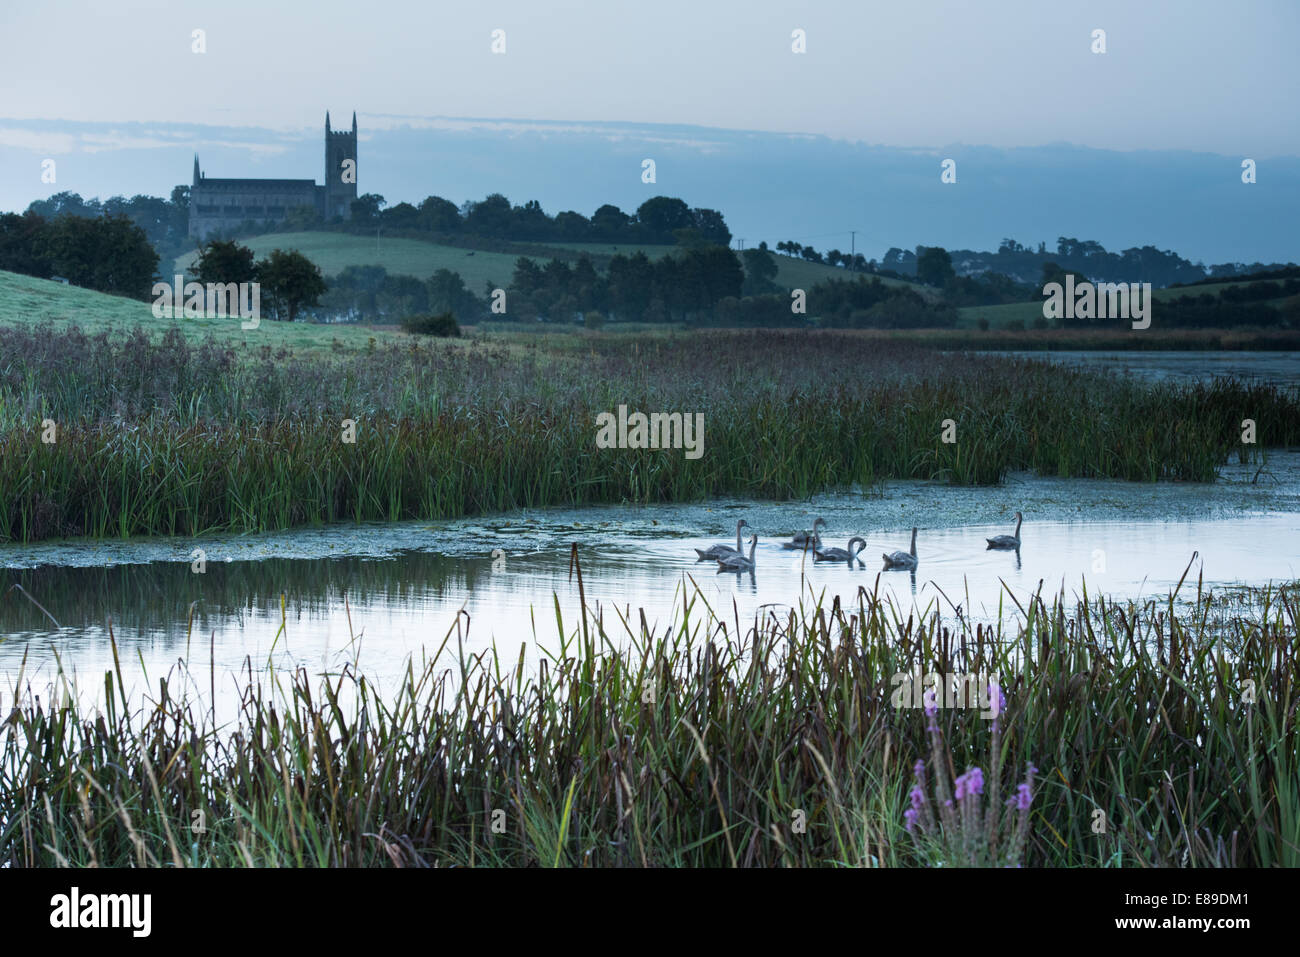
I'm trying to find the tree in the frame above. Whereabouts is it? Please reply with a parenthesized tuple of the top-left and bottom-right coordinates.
(591, 204, 630, 240)
(41, 213, 159, 297)
(636, 197, 693, 241)
(553, 210, 591, 242)
(607, 251, 656, 320)
(27, 191, 97, 220)
(381, 202, 420, 229)
(513, 199, 551, 239)
(915, 246, 955, 287)
(464, 193, 512, 236)
(418, 196, 461, 232)
(690, 207, 731, 245)
(257, 248, 326, 320)
(350, 193, 386, 223)
(741, 247, 779, 295)
(0, 211, 52, 277)
(194, 239, 257, 285)
(511, 257, 544, 294)
(427, 268, 481, 319)
(676, 245, 743, 313)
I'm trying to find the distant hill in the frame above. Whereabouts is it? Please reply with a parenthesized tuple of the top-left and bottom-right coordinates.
(958, 276, 1298, 329)
(175, 231, 936, 298)
(175, 233, 522, 294)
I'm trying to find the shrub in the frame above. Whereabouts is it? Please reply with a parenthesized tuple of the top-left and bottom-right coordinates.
(977, 318, 990, 331)
(400, 312, 460, 337)
(584, 311, 605, 331)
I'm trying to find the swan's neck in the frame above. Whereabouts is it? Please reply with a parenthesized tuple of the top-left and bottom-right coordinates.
(1014, 515, 1022, 538)
(909, 529, 917, 556)
(736, 523, 744, 552)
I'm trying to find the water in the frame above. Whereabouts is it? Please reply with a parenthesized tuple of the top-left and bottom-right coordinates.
(1000, 350, 1300, 389)
(3, 345, 1298, 711)
(3, 453, 1298, 711)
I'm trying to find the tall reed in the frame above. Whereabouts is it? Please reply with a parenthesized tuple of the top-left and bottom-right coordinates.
(2, 572, 1295, 867)
(2, 324, 1295, 542)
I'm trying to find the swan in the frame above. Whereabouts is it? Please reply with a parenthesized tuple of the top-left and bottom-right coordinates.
(717, 533, 758, 572)
(986, 512, 1023, 550)
(814, 536, 867, 563)
(695, 519, 750, 560)
(882, 527, 918, 570)
(783, 517, 826, 550)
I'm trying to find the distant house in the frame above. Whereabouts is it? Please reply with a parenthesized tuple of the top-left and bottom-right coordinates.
(188, 112, 358, 240)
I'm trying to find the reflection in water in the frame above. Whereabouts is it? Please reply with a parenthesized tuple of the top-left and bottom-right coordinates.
(3, 512, 1298, 715)
(1003, 351, 1300, 389)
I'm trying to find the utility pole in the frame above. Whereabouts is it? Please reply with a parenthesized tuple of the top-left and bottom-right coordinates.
(850, 230, 856, 269)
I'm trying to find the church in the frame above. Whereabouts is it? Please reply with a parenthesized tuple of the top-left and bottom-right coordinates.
(188, 112, 358, 240)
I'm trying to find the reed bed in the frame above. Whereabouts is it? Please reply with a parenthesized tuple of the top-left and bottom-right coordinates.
(1, 323, 1298, 542)
(2, 569, 1296, 867)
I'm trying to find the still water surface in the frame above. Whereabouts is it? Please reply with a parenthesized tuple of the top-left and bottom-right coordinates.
(2, 507, 1296, 709)
(1000, 351, 1300, 389)
(3, 349, 1297, 709)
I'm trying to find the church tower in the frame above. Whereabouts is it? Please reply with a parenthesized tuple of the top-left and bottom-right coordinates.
(323, 111, 358, 220)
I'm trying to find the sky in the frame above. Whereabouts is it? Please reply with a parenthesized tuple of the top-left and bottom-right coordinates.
(0, 0, 1296, 262)
(3, 0, 1296, 152)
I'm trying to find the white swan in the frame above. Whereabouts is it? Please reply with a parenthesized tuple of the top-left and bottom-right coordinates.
(986, 512, 1023, 550)
(695, 519, 750, 560)
(814, 536, 867, 564)
(882, 527, 918, 570)
(717, 533, 758, 572)
(783, 517, 826, 550)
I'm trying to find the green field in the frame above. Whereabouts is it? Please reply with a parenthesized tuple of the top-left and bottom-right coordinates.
(957, 278, 1294, 329)
(0, 269, 398, 354)
(174, 233, 934, 298)
(174, 232, 520, 292)
(543, 242, 934, 295)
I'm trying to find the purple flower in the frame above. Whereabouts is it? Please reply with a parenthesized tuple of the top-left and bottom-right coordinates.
(967, 767, 984, 796)
(1016, 782, 1033, 811)
(912, 759, 925, 779)
(923, 688, 938, 716)
(904, 808, 918, 832)
(909, 786, 925, 811)
(955, 774, 967, 801)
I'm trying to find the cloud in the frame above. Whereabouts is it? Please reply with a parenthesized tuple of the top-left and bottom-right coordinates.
(0, 128, 79, 154)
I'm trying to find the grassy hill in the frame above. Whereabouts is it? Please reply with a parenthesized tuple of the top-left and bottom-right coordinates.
(957, 277, 1295, 329)
(177, 233, 935, 298)
(530, 242, 935, 296)
(0, 269, 397, 354)
(175, 233, 520, 292)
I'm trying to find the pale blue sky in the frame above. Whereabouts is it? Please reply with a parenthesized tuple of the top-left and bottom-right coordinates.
(2, 0, 1297, 153)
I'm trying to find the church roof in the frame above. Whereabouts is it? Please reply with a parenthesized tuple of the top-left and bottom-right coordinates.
(195, 178, 319, 188)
